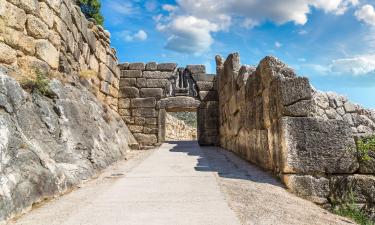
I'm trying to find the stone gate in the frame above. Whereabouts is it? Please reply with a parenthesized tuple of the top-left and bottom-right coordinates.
(118, 63, 219, 148)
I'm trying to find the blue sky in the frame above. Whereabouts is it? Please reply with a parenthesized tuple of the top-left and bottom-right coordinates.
(101, 0, 375, 108)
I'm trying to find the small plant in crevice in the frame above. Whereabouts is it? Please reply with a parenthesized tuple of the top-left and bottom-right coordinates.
(333, 190, 374, 225)
(20, 69, 53, 97)
(356, 135, 375, 162)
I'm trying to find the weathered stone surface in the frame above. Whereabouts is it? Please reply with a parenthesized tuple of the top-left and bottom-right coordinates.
(143, 71, 174, 79)
(344, 102, 356, 113)
(283, 175, 330, 204)
(146, 79, 171, 88)
(132, 108, 157, 118)
(281, 117, 358, 174)
(0, 0, 27, 31)
(133, 133, 158, 146)
(199, 91, 218, 101)
(119, 87, 139, 98)
(131, 98, 156, 108)
(186, 65, 205, 74)
(196, 81, 214, 91)
(99, 63, 113, 83)
(121, 70, 142, 78)
(140, 88, 163, 100)
(35, 40, 59, 69)
(3, 28, 36, 55)
(330, 175, 375, 203)
(118, 98, 130, 109)
(283, 100, 314, 117)
(136, 78, 147, 88)
(145, 62, 157, 71)
(129, 63, 145, 70)
(120, 78, 136, 87)
(39, 2, 54, 28)
(0, 43, 17, 64)
(0, 73, 136, 223)
(278, 77, 312, 106)
(128, 125, 143, 133)
(26, 15, 49, 39)
(159, 97, 200, 111)
(157, 63, 177, 71)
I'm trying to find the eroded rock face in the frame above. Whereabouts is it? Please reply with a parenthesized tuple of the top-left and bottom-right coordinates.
(0, 73, 135, 222)
(165, 113, 197, 141)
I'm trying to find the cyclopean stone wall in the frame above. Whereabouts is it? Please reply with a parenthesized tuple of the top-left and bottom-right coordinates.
(216, 53, 375, 212)
(0, 0, 120, 111)
(118, 62, 218, 148)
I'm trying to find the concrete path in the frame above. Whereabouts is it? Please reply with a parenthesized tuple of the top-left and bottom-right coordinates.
(11, 142, 241, 225)
(11, 141, 354, 225)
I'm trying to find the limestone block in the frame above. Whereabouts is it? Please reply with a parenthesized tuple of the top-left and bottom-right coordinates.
(146, 79, 170, 88)
(133, 133, 158, 146)
(87, 29, 96, 51)
(119, 87, 139, 98)
(99, 63, 113, 83)
(283, 175, 329, 204)
(134, 117, 146, 126)
(89, 54, 99, 72)
(132, 108, 157, 118)
(192, 74, 216, 82)
(143, 126, 158, 134)
(120, 78, 136, 87)
(313, 92, 329, 109)
(26, 15, 49, 39)
(131, 98, 156, 108)
(109, 86, 118, 98)
(121, 70, 142, 78)
(143, 71, 174, 79)
(281, 117, 358, 174)
(283, 100, 314, 117)
(343, 114, 354, 126)
(129, 63, 145, 70)
(0, 0, 27, 31)
(199, 91, 218, 101)
(118, 63, 129, 70)
(344, 102, 356, 113)
(157, 63, 177, 71)
(145, 62, 157, 71)
(145, 118, 157, 125)
(128, 125, 143, 133)
(100, 81, 110, 94)
(159, 97, 200, 111)
(54, 15, 68, 41)
(336, 107, 345, 116)
(140, 88, 163, 100)
(0, 42, 17, 64)
(187, 65, 205, 74)
(8, 0, 39, 14)
(2, 28, 36, 55)
(18, 56, 49, 75)
(196, 81, 214, 91)
(330, 175, 375, 203)
(136, 78, 147, 88)
(118, 98, 130, 109)
(35, 40, 59, 69)
(122, 116, 134, 124)
(119, 109, 131, 116)
(278, 77, 312, 106)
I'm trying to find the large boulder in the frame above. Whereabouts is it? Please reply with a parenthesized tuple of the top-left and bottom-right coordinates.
(0, 73, 135, 223)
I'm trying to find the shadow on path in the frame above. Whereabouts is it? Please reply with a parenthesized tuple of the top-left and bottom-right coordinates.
(167, 141, 282, 187)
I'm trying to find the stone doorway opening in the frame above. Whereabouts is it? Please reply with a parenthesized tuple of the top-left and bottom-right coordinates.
(165, 111, 197, 141)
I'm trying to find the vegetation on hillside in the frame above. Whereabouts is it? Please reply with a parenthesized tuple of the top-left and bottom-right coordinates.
(169, 112, 197, 127)
(77, 0, 104, 25)
(356, 135, 375, 162)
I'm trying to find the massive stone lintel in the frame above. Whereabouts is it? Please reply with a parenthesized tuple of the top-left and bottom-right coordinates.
(159, 96, 201, 112)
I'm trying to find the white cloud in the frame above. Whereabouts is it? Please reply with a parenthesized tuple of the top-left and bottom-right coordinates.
(145, 1, 157, 12)
(330, 55, 375, 76)
(157, 0, 358, 54)
(162, 4, 177, 12)
(118, 30, 148, 42)
(355, 4, 375, 26)
(107, 1, 139, 16)
(275, 41, 282, 48)
(157, 16, 219, 54)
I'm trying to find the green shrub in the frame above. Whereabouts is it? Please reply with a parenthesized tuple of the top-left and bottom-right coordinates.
(77, 0, 104, 26)
(333, 190, 374, 225)
(356, 135, 375, 162)
(20, 70, 52, 96)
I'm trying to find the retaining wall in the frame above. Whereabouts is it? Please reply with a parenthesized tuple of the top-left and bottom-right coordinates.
(0, 0, 120, 111)
(217, 53, 375, 211)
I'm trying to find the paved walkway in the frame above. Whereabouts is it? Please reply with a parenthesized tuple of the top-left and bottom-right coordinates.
(12, 141, 353, 225)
